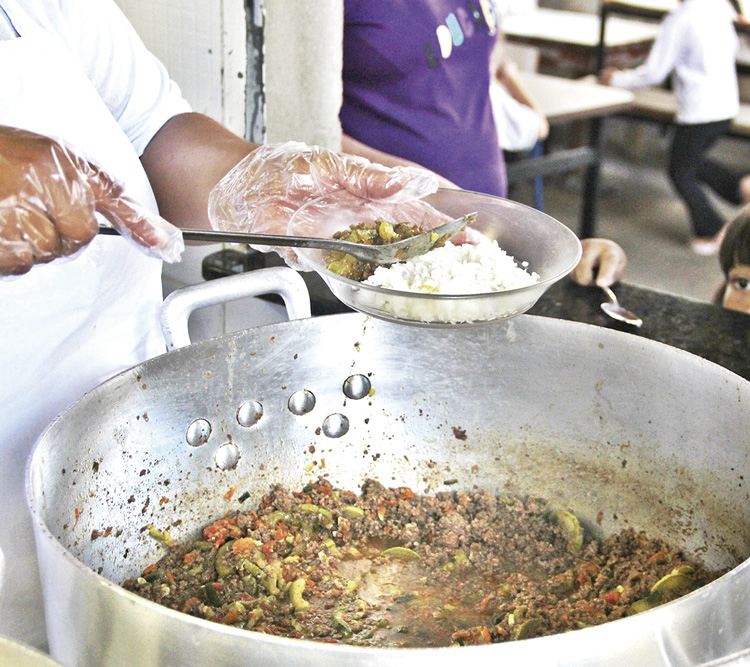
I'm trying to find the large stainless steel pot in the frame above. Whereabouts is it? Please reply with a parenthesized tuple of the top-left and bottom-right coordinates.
(27, 269, 750, 667)
(0, 637, 61, 666)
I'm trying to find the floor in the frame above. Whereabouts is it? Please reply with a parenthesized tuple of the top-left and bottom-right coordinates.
(513, 116, 749, 304)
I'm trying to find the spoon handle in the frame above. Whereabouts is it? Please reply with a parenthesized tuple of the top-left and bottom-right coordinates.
(602, 285, 618, 303)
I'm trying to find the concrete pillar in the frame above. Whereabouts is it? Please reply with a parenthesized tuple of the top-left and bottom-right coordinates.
(264, 1, 343, 149)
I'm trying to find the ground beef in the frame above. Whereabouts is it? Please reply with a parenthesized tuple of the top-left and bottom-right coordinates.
(123, 478, 727, 648)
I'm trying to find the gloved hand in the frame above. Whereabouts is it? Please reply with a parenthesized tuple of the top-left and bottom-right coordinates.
(208, 141, 440, 266)
(0, 125, 184, 276)
(571, 238, 627, 288)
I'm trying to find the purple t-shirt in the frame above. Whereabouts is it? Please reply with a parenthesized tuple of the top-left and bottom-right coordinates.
(341, 0, 507, 197)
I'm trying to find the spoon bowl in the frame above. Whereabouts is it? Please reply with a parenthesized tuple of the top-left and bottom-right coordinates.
(601, 286, 643, 327)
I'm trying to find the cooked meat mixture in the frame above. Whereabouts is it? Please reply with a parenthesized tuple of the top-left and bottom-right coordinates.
(326, 219, 427, 281)
(123, 479, 725, 648)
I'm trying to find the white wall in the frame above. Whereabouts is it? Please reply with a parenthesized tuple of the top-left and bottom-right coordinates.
(117, 0, 343, 340)
(265, 1, 343, 148)
(116, 0, 246, 135)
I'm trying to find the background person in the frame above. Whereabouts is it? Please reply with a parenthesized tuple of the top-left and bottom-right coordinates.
(339, 0, 509, 195)
(716, 205, 750, 313)
(599, 0, 750, 255)
(491, 55, 549, 154)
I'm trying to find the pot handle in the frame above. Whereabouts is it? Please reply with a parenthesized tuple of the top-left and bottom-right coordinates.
(160, 266, 312, 350)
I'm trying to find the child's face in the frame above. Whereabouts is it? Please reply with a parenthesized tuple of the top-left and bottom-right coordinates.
(722, 263, 750, 314)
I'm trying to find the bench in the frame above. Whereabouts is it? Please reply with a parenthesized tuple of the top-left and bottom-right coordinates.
(624, 86, 750, 139)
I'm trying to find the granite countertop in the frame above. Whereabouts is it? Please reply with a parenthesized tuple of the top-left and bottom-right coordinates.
(531, 281, 750, 381)
(202, 249, 750, 382)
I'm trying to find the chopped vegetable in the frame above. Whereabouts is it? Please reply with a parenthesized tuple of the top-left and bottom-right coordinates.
(123, 478, 727, 649)
(650, 570, 694, 594)
(547, 509, 584, 554)
(325, 219, 427, 281)
(379, 546, 421, 561)
(342, 506, 365, 520)
(289, 577, 310, 611)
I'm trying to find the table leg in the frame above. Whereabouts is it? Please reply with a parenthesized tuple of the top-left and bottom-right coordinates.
(596, 4, 609, 74)
(580, 116, 604, 239)
(533, 140, 545, 211)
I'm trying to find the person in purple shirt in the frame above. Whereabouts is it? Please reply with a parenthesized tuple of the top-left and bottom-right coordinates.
(339, 0, 631, 289)
(340, 0, 507, 197)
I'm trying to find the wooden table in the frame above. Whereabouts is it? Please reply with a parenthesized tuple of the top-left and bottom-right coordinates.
(518, 71, 634, 124)
(503, 8, 659, 78)
(601, 0, 676, 20)
(506, 72, 634, 238)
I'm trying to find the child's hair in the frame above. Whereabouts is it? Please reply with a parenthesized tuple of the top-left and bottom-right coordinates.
(714, 206, 750, 305)
(719, 206, 750, 279)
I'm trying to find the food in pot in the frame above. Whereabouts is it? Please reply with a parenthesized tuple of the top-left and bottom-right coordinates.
(123, 478, 725, 648)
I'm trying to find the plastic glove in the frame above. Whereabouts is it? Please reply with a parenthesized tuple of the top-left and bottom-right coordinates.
(208, 141, 439, 266)
(0, 125, 184, 276)
(571, 238, 627, 288)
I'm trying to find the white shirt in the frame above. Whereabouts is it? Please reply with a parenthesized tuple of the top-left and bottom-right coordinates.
(489, 80, 541, 151)
(0, 0, 190, 649)
(609, 0, 740, 124)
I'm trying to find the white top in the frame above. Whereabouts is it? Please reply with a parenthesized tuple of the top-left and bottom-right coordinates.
(489, 80, 541, 151)
(609, 0, 740, 124)
(0, 0, 190, 649)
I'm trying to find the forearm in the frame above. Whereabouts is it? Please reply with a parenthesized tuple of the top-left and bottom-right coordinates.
(140, 112, 258, 229)
(341, 133, 417, 169)
(496, 63, 537, 113)
(608, 19, 678, 90)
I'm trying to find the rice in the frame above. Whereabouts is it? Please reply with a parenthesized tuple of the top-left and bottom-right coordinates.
(351, 241, 541, 325)
(364, 241, 539, 294)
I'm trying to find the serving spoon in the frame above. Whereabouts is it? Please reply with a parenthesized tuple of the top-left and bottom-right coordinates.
(600, 286, 643, 327)
(98, 211, 477, 266)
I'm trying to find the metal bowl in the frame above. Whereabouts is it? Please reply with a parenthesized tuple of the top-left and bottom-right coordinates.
(289, 188, 582, 327)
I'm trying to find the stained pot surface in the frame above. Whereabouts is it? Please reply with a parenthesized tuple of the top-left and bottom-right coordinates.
(27, 313, 750, 667)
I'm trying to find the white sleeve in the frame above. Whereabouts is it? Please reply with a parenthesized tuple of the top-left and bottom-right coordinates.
(609, 13, 683, 90)
(59, 0, 191, 156)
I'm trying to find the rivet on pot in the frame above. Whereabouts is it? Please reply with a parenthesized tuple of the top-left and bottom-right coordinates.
(343, 374, 371, 400)
(186, 418, 211, 447)
(237, 400, 263, 427)
(322, 413, 349, 438)
(288, 389, 316, 415)
(215, 443, 241, 470)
